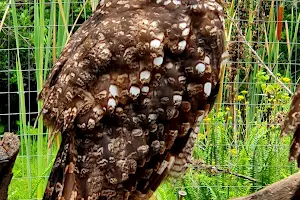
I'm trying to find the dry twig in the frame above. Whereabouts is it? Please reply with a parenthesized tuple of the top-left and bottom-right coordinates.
(192, 160, 259, 183)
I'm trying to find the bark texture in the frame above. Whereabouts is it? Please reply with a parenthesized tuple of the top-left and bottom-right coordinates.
(232, 172, 300, 200)
(0, 132, 20, 200)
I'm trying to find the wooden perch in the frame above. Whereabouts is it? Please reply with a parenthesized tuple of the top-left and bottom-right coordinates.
(231, 172, 300, 200)
(0, 132, 20, 200)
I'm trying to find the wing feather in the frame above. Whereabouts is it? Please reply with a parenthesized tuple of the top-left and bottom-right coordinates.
(281, 84, 300, 166)
(43, 133, 76, 200)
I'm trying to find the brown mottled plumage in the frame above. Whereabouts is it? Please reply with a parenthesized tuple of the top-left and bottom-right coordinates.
(281, 84, 300, 167)
(39, 0, 225, 199)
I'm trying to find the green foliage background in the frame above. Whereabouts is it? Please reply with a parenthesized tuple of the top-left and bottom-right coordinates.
(0, 0, 299, 199)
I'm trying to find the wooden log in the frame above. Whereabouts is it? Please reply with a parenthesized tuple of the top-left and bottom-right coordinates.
(231, 172, 300, 200)
(0, 132, 20, 200)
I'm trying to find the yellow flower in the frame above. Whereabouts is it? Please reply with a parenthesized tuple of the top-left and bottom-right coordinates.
(205, 117, 211, 122)
(241, 90, 248, 94)
(226, 107, 230, 111)
(281, 77, 290, 83)
(283, 94, 289, 100)
(230, 148, 237, 155)
(198, 133, 206, 140)
(237, 95, 244, 101)
(228, 116, 232, 120)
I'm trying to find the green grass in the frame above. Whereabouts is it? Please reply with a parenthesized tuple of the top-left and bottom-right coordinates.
(8, 133, 58, 200)
(7, 0, 76, 199)
(153, 107, 297, 200)
(2, 0, 300, 199)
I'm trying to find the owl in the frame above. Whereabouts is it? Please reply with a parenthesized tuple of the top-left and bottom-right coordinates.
(281, 84, 300, 167)
(39, 0, 226, 199)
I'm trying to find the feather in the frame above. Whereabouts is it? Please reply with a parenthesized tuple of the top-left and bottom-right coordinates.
(39, 0, 225, 199)
(281, 84, 300, 166)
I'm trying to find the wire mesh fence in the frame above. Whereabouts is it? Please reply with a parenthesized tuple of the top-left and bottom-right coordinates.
(0, 0, 299, 199)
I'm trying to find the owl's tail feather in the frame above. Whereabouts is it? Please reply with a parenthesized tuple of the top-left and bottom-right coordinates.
(288, 127, 300, 167)
(43, 132, 77, 200)
(281, 84, 300, 167)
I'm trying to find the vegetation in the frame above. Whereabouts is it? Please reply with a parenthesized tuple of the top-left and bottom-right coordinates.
(0, 0, 299, 199)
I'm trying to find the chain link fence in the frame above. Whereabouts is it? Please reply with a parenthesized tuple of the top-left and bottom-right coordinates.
(0, 0, 299, 199)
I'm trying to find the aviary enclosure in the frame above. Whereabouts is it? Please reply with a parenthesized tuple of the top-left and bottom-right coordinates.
(0, 0, 299, 199)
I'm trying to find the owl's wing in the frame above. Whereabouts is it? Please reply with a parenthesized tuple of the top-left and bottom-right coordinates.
(39, 4, 179, 199)
(38, 8, 108, 130)
(43, 133, 76, 200)
(281, 84, 300, 166)
(39, 3, 171, 133)
(40, 11, 98, 100)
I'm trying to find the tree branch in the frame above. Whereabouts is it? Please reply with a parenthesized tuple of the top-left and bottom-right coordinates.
(192, 160, 259, 183)
(231, 172, 300, 200)
(0, 132, 20, 200)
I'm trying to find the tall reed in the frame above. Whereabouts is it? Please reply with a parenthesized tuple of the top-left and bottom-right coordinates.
(11, 0, 32, 196)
